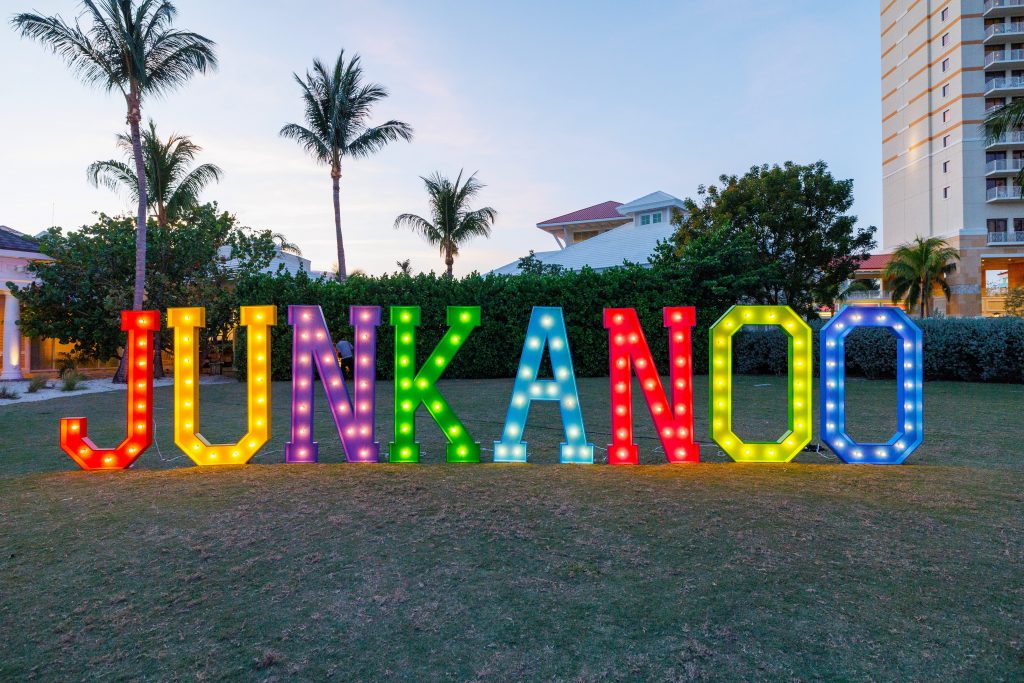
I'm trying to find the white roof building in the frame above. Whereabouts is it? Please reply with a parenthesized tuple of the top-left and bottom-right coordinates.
(492, 191, 687, 275)
(218, 246, 312, 276)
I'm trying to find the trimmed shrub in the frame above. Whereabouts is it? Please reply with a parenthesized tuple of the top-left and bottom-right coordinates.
(233, 270, 1024, 384)
(235, 267, 728, 382)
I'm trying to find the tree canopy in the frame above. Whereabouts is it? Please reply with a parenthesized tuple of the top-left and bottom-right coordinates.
(87, 120, 223, 226)
(671, 161, 876, 316)
(281, 50, 413, 280)
(10, 204, 276, 363)
(394, 170, 497, 278)
(883, 236, 960, 318)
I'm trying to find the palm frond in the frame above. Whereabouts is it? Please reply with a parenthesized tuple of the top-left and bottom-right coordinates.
(11, 11, 123, 93)
(986, 98, 1024, 142)
(86, 158, 139, 198)
(347, 120, 414, 159)
(165, 162, 222, 219)
(14, 1, 216, 102)
(394, 213, 442, 245)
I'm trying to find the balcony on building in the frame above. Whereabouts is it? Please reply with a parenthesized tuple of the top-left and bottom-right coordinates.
(984, 0, 1024, 18)
(843, 289, 895, 304)
(985, 20, 1024, 43)
(987, 131, 1024, 149)
(987, 185, 1024, 201)
(985, 76, 1024, 97)
(985, 48, 1024, 69)
(988, 229, 1024, 244)
(986, 158, 1024, 176)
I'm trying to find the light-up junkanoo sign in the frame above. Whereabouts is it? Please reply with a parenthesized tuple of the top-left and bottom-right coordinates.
(58, 305, 925, 470)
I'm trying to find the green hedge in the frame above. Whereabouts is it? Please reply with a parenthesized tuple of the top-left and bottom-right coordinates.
(732, 317, 1024, 383)
(233, 270, 1024, 384)
(234, 266, 727, 381)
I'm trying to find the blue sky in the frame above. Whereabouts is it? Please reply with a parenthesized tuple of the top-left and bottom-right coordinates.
(0, 0, 881, 276)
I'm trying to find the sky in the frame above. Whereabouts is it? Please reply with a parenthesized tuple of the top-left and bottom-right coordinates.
(0, 0, 882, 277)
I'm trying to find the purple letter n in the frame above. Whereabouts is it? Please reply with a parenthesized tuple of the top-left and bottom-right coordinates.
(286, 305, 380, 463)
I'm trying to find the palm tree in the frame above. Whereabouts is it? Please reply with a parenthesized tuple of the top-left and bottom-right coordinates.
(986, 99, 1024, 188)
(271, 233, 302, 256)
(394, 171, 497, 278)
(281, 50, 413, 281)
(87, 120, 222, 227)
(13, 1, 217, 312)
(883, 236, 960, 318)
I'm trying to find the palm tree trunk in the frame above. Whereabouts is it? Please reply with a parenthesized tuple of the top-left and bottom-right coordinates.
(445, 246, 454, 278)
(128, 94, 148, 310)
(114, 92, 150, 384)
(333, 171, 346, 281)
(153, 330, 165, 379)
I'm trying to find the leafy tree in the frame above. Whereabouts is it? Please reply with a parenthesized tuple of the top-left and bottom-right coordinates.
(12, 1, 217, 312)
(394, 171, 497, 278)
(281, 50, 413, 280)
(672, 161, 876, 316)
(517, 251, 565, 275)
(883, 236, 960, 318)
(1005, 287, 1024, 318)
(671, 224, 775, 309)
(395, 259, 413, 276)
(10, 204, 275, 378)
(87, 119, 222, 227)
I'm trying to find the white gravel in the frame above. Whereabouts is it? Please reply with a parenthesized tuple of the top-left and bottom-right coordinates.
(0, 375, 234, 406)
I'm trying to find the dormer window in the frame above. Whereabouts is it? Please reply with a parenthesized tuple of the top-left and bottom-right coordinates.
(640, 211, 663, 226)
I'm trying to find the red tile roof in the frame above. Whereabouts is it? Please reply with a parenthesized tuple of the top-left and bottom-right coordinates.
(857, 253, 893, 272)
(537, 201, 625, 227)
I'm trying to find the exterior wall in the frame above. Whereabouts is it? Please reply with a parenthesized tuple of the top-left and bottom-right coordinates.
(618, 208, 667, 229)
(621, 208, 669, 228)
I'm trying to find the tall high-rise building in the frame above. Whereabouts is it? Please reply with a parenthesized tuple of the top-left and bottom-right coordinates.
(882, 0, 1024, 316)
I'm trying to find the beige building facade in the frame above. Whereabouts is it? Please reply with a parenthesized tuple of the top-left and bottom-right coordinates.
(882, 0, 1024, 316)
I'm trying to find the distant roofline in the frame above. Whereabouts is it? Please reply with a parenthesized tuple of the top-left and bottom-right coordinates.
(616, 191, 687, 215)
(0, 225, 43, 255)
(536, 200, 624, 228)
(537, 216, 632, 230)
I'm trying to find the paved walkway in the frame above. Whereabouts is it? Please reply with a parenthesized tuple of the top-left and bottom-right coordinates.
(0, 375, 233, 406)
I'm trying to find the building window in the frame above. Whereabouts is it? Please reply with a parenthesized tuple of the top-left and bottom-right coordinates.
(943, 160, 951, 173)
(942, 32, 950, 46)
(640, 214, 651, 226)
(943, 135, 952, 147)
(942, 109, 952, 122)
(941, 7, 949, 21)
(989, 219, 1009, 233)
(651, 212, 662, 224)
(943, 187, 951, 199)
(942, 58, 950, 72)
(942, 83, 950, 97)
(1015, 218, 1024, 233)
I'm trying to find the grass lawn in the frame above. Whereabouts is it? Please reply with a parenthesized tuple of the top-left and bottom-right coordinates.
(0, 376, 1021, 680)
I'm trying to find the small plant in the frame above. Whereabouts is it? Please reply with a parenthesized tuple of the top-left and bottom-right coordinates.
(0, 384, 20, 400)
(61, 371, 87, 392)
(27, 377, 50, 393)
(56, 351, 80, 380)
(1005, 287, 1024, 317)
